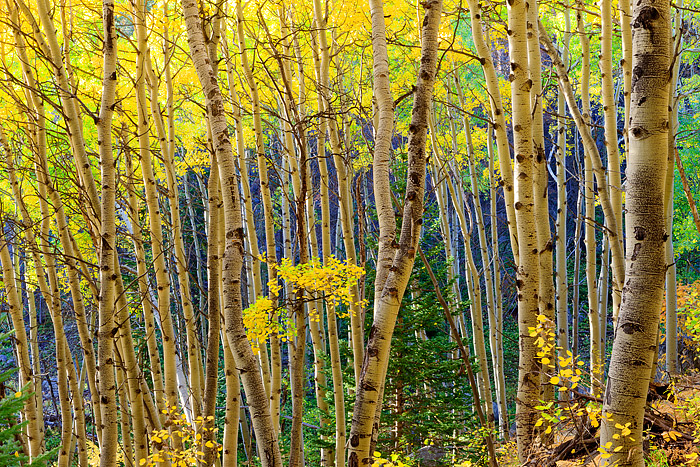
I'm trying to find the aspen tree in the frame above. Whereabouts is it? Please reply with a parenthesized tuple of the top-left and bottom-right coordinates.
(3, 100, 95, 462)
(143, 49, 204, 418)
(184, 176, 206, 313)
(112, 278, 148, 464)
(539, 23, 625, 341)
(463, 0, 519, 264)
(312, 0, 365, 381)
(487, 119, 508, 439)
(264, 14, 313, 463)
(33, 0, 100, 229)
(200, 153, 221, 466)
(451, 174, 496, 425)
(555, 4, 572, 353)
(0, 233, 42, 461)
(285, 14, 333, 464)
(574, 5, 602, 392)
(1, 44, 65, 461)
(234, 1, 280, 425)
(526, 0, 556, 410)
(507, 0, 541, 455)
(429, 114, 494, 426)
(96, 0, 119, 462)
(304, 27, 333, 467)
(600, 0, 670, 462)
(124, 151, 166, 423)
(133, 19, 181, 429)
(220, 20, 273, 413)
(10, 5, 104, 437)
(665, 3, 683, 374)
(348, 1, 442, 465)
(620, 0, 633, 149)
(179, 0, 282, 464)
(600, 0, 625, 322)
(452, 70, 504, 426)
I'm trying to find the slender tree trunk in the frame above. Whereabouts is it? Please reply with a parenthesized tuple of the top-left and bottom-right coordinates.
(234, 3, 280, 430)
(555, 5, 571, 354)
(464, 0, 519, 264)
(539, 23, 625, 336)
(0, 237, 42, 461)
(132, 5, 181, 429)
(600, 0, 625, 323)
(180, 0, 282, 464)
(96, 0, 119, 463)
(527, 0, 556, 410)
(200, 153, 221, 466)
(348, 2, 442, 465)
(665, 5, 682, 375)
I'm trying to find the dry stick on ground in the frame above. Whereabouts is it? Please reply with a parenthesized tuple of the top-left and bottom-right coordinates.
(417, 245, 499, 467)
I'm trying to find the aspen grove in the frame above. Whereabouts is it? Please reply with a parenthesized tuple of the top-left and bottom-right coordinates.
(1, 0, 700, 465)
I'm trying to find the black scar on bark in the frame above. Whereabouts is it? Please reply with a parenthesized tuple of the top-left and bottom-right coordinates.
(633, 6, 660, 30)
(634, 226, 647, 240)
(620, 322, 644, 334)
(631, 242, 642, 261)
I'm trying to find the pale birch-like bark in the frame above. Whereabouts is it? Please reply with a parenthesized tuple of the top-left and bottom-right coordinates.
(311, 0, 365, 382)
(600, 1, 670, 463)
(113, 282, 148, 465)
(220, 20, 273, 415)
(620, 0, 633, 150)
(452, 71, 502, 427)
(526, 0, 556, 410)
(508, 0, 541, 456)
(179, 0, 282, 464)
(9, 6, 104, 438)
(539, 23, 625, 335)
(200, 153, 222, 466)
(2, 110, 93, 464)
(33, 0, 100, 229)
(0, 235, 42, 460)
(96, 0, 119, 463)
(665, 4, 683, 374)
(487, 119, 508, 439)
(600, 0, 625, 323)
(463, 0, 519, 264)
(132, 7, 181, 428)
(124, 151, 166, 423)
(556, 5, 572, 353)
(143, 53, 205, 418)
(575, 7, 602, 393)
(141, 36, 205, 418)
(348, 2, 442, 465)
(234, 2, 280, 427)
(429, 115, 494, 426)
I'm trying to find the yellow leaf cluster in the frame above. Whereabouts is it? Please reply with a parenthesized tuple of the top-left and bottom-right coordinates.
(137, 404, 221, 467)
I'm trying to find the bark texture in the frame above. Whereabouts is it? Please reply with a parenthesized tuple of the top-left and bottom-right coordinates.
(348, 2, 442, 465)
(600, 1, 670, 464)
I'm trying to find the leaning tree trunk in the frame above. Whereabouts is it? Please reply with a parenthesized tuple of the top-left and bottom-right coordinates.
(179, 0, 282, 465)
(600, 2, 670, 464)
(348, 1, 442, 465)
